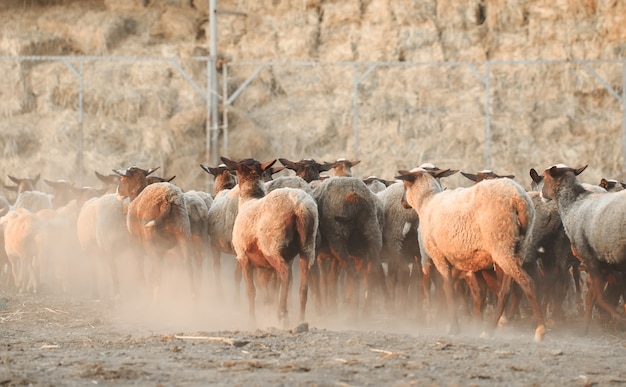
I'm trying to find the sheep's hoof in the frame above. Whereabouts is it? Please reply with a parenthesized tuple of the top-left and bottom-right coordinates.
(534, 325, 547, 343)
(480, 330, 493, 339)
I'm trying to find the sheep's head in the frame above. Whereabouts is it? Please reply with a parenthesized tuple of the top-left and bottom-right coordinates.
(201, 163, 237, 193)
(599, 178, 626, 192)
(221, 157, 276, 184)
(44, 179, 76, 208)
(529, 168, 544, 192)
(278, 158, 333, 183)
(329, 158, 360, 177)
(113, 166, 159, 200)
(541, 164, 587, 200)
(460, 170, 514, 184)
(5, 173, 40, 194)
(396, 168, 448, 210)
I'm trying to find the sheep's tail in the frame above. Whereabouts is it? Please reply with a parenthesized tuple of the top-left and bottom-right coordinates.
(512, 192, 535, 259)
(296, 204, 319, 268)
(334, 191, 362, 223)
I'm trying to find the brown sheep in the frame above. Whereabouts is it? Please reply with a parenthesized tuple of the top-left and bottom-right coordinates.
(397, 167, 546, 342)
(221, 157, 318, 326)
(1, 209, 46, 294)
(114, 166, 195, 303)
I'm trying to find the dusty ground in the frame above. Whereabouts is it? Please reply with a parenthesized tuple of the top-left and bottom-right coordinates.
(1, 258, 626, 387)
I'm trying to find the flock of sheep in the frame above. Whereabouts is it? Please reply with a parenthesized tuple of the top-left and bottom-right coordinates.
(0, 157, 625, 342)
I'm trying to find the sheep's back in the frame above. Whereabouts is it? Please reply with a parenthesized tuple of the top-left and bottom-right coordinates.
(562, 190, 626, 265)
(127, 183, 190, 243)
(420, 179, 533, 261)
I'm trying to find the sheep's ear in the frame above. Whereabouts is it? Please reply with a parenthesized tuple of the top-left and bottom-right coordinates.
(434, 169, 453, 179)
(4, 185, 17, 192)
(501, 174, 515, 179)
(318, 162, 334, 173)
(350, 160, 361, 167)
(271, 166, 285, 174)
(33, 173, 40, 185)
(574, 165, 588, 175)
(437, 169, 458, 178)
(529, 168, 542, 183)
(395, 171, 416, 183)
(165, 175, 176, 183)
(261, 159, 277, 171)
(112, 169, 126, 177)
(278, 158, 296, 170)
(200, 164, 213, 175)
(7, 175, 19, 184)
(220, 156, 238, 170)
(460, 171, 478, 182)
(600, 178, 609, 190)
(146, 167, 160, 176)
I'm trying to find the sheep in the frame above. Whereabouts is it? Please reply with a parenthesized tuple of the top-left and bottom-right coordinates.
(221, 157, 319, 326)
(94, 171, 121, 193)
(278, 158, 333, 183)
(381, 166, 460, 320)
(1, 209, 46, 294)
(396, 167, 546, 342)
(526, 168, 584, 323)
(460, 170, 515, 183)
(114, 166, 195, 303)
(541, 164, 626, 334)
(363, 176, 394, 194)
(599, 178, 626, 192)
(201, 163, 239, 296)
(5, 174, 53, 212)
(43, 179, 76, 209)
(35, 200, 80, 293)
(458, 170, 524, 321)
(182, 190, 211, 293)
(77, 191, 132, 300)
(329, 158, 360, 177)
(310, 175, 388, 316)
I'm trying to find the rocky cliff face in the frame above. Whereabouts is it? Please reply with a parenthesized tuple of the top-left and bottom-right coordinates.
(0, 0, 624, 193)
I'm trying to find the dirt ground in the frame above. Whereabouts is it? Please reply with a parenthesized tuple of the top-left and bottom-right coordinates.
(1, 257, 626, 387)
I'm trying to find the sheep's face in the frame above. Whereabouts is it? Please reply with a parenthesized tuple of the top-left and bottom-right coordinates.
(331, 159, 360, 177)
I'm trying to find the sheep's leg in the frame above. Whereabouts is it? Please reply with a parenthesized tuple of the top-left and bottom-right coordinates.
(240, 258, 256, 324)
(489, 274, 512, 335)
(429, 255, 459, 335)
(409, 256, 424, 319)
(307, 260, 321, 314)
(465, 272, 484, 321)
(209, 243, 223, 298)
(107, 255, 120, 300)
(8, 255, 20, 292)
(276, 262, 291, 328)
(584, 270, 623, 333)
(234, 261, 243, 304)
(299, 257, 309, 322)
(498, 261, 546, 342)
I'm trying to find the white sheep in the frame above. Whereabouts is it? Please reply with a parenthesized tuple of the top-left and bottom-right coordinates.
(222, 157, 318, 326)
(397, 167, 546, 342)
(201, 163, 239, 296)
(541, 164, 626, 334)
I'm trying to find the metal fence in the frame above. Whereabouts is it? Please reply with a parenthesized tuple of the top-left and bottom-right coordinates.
(1, 55, 625, 189)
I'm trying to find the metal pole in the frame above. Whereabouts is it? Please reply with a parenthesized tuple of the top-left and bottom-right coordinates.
(223, 62, 229, 157)
(352, 64, 359, 159)
(209, 0, 219, 167)
(484, 62, 492, 170)
(78, 60, 84, 185)
(622, 60, 626, 178)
